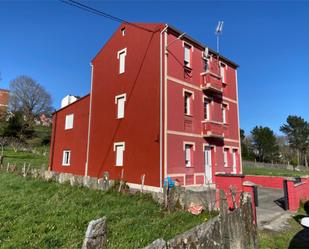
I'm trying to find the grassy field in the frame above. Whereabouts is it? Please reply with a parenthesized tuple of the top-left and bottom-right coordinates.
(2, 147, 49, 169)
(243, 166, 309, 177)
(0, 172, 213, 249)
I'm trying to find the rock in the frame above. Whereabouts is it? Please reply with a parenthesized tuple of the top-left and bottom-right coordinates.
(70, 175, 84, 187)
(142, 239, 167, 249)
(82, 217, 107, 249)
(59, 173, 73, 184)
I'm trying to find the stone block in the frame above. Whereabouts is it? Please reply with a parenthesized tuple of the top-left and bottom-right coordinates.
(82, 217, 107, 249)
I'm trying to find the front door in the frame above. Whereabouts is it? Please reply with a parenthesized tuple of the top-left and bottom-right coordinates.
(204, 146, 212, 184)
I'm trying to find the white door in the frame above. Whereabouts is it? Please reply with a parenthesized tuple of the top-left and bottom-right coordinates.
(204, 146, 212, 184)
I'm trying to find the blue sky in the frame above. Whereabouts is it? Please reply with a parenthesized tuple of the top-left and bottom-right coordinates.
(0, 1, 308, 135)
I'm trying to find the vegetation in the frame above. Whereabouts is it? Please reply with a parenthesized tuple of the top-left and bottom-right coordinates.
(0, 172, 213, 249)
(241, 115, 308, 168)
(243, 166, 309, 177)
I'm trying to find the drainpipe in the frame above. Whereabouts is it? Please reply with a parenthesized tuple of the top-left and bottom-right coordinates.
(160, 24, 168, 190)
(85, 63, 94, 177)
(49, 112, 57, 171)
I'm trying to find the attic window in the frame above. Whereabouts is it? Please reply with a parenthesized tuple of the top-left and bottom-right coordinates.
(121, 28, 125, 36)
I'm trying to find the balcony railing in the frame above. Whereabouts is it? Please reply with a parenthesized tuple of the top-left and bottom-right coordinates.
(202, 120, 224, 139)
(201, 71, 223, 93)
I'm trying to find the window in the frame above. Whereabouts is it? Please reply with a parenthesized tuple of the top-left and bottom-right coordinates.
(184, 91, 192, 115)
(232, 149, 237, 168)
(114, 142, 125, 166)
(204, 98, 210, 120)
(121, 28, 125, 36)
(184, 44, 191, 67)
(115, 94, 126, 119)
(65, 114, 74, 130)
(117, 48, 127, 74)
(220, 63, 226, 83)
(223, 148, 229, 167)
(62, 150, 71, 166)
(185, 144, 193, 167)
(222, 104, 227, 124)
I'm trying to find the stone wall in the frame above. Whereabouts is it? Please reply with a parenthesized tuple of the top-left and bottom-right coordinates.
(143, 191, 258, 249)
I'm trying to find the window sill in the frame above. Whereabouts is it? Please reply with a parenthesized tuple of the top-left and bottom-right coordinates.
(184, 65, 192, 71)
(115, 165, 123, 167)
(62, 164, 70, 167)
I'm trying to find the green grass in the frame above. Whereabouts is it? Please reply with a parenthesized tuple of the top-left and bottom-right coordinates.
(0, 172, 213, 249)
(2, 147, 49, 169)
(243, 166, 309, 177)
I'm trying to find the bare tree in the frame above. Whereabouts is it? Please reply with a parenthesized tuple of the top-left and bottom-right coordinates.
(9, 75, 52, 125)
(8, 137, 26, 153)
(0, 136, 8, 156)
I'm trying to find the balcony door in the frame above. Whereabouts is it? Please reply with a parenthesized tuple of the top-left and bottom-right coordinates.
(204, 146, 212, 184)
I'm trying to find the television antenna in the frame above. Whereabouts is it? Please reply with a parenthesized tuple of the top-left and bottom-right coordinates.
(215, 21, 224, 53)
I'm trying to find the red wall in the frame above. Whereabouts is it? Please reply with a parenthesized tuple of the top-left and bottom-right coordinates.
(49, 95, 90, 175)
(287, 179, 309, 212)
(244, 175, 286, 189)
(165, 29, 241, 185)
(87, 24, 164, 187)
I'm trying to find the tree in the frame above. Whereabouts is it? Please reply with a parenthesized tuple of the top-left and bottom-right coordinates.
(280, 115, 309, 167)
(240, 129, 254, 160)
(9, 75, 52, 125)
(251, 126, 279, 162)
(3, 111, 34, 139)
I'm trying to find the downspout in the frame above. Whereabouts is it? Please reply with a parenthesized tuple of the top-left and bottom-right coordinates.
(85, 63, 94, 177)
(235, 69, 243, 173)
(160, 24, 168, 190)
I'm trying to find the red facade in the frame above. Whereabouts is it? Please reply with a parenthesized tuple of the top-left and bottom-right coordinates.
(49, 23, 242, 192)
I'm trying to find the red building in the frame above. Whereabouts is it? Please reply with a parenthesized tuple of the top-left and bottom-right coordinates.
(0, 89, 9, 118)
(49, 23, 242, 192)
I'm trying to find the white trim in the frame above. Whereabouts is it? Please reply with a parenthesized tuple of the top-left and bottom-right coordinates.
(115, 93, 126, 119)
(183, 141, 196, 151)
(127, 182, 162, 193)
(168, 130, 202, 138)
(203, 97, 210, 121)
(223, 147, 229, 168)
(85, 64, 94, 177)
(182, 88, 195, 99)
(114, 93, 127, 103)
(65, 114, 74, 130)
(113, 142, 125, 167)
(164, 31, 168, 182)
(62, 150, 71, 166)
(117, 48, 127, 74)
(160, 24, 168, 189)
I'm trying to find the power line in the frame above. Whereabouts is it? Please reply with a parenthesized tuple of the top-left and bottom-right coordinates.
(59, 0, 154, 33)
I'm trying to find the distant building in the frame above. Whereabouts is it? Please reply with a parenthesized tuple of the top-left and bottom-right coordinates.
(61, 95, 79, 108)
(49, 23, 242, 192)
(0, 88, 9, 118)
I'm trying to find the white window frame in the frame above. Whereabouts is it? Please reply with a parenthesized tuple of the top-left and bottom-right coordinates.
(222, 104, 227, 124)
(204, 97, 210, 120)
(121, 28, 125, 36)
(220, 63, 227, 83)
(223, 148, 229, 167)
(184, 43, 192, 67)
(65, 114, 74, 130)
(62, 150, 71, 166)
(232, 149, 237, 168)
(117, 48, 127, 74)
(113, 142, 125, 166)
(115, 93, 127, 119)
(183, 142, 195, 167)
(183, 90, 194, 116)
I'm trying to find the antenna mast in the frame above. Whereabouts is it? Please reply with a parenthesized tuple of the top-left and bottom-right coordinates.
(215, 21, 224, 53)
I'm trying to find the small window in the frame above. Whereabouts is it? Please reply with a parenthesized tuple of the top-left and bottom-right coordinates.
(224, 148, 229, 167)
(117, 48, 127, 74)
(220, 63, 226, 83)
(232, 149, 237, 168)
(65, 114, 74, 130)
(114, 142, 125, 166)
(62, 150, 71, 166)
(184, 91, 192, 116)
(204, 98, 210, 120)
(121, 28, 125, 36)
(184, 44, 191, 67)
(222, 104, 227, 124)
(185, 144, 193, 167)
(115, 94, 126, 119)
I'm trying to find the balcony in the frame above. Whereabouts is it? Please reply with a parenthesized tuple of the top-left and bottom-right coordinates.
(201, 71, 223, 94)
(202, 120, 224, 139)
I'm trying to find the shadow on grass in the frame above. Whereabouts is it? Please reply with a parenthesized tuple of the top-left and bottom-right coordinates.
(289, 201, 309, 249)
